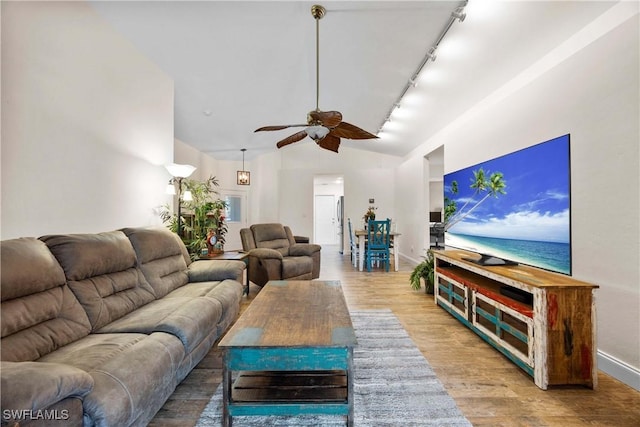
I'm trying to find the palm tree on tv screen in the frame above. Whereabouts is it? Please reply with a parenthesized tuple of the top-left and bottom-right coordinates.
(444, 168, 507, 231)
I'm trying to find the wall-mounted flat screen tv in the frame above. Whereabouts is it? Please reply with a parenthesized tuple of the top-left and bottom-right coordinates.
(444, 134, 571, 275)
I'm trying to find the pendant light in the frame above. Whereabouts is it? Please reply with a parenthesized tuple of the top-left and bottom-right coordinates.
(237, 148, 250, 185)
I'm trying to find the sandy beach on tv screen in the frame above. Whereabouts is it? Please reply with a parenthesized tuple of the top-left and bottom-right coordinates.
(444, 233, 520, 263)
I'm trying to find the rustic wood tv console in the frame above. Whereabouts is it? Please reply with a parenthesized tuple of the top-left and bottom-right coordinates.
(433, 249, 598, 390)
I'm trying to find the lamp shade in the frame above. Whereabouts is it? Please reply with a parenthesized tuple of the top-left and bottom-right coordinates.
(305, 125, 330, 141)
(165, 163, 196, 178)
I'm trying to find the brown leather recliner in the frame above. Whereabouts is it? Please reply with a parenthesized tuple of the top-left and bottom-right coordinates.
(240, 223, 321, 288)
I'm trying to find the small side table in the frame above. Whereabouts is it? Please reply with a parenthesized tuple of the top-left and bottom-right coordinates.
(201, 251, 250, 295)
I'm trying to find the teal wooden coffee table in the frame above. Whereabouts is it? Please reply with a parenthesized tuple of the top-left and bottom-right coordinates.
(218, 280, 356, 426)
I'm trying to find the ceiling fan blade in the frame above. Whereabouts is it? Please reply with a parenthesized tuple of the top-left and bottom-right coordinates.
(255, 124, 307, 132)
(276, 130, 308, 149)
(330, 121, 379, 140)
(316, 134, 341, 153)
(309, 110, 343, 128)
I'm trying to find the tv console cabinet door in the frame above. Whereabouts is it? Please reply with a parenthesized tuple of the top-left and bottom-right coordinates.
(435, 272, 469, 323)
(472, 291, 534, 373)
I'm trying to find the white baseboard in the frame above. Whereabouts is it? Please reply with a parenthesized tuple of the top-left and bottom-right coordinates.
(598, 350, 640, 391)
(400, 253, 422, 266)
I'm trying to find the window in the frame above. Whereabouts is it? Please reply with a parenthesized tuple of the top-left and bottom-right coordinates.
(225, 195, 242, 223)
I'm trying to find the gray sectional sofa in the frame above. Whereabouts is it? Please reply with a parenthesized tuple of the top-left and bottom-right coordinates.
(0, 227, 245, 427)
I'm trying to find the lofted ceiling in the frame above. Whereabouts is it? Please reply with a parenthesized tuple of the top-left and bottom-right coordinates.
(88, 1, 618, 161)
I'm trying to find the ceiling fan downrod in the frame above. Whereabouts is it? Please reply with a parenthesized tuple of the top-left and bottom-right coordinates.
(311, 5, 325, 112)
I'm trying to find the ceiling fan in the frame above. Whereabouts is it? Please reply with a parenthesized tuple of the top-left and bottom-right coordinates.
(254, 4, 378, 153)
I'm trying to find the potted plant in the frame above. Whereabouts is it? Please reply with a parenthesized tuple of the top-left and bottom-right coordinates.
(410, 249, 435, 294)
(159, 175, 227, 259)
(363, 206, 377, 227)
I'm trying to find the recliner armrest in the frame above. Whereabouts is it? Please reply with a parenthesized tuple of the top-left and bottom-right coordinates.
(289, 243, 321, 257)
(0, 361, 93, 416)
(248, 248, 284, 260)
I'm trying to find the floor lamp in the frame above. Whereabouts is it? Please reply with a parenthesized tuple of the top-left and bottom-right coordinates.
(166, 163, 196, 238)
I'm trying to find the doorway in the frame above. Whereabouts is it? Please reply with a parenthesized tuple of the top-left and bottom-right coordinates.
(314, 195, 336, 244)
(313, 175, 344, 246)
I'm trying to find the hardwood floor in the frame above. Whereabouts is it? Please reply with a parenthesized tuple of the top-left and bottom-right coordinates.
(149, 246, 640, 426)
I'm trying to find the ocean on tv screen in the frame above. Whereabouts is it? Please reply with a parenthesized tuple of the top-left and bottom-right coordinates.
(445, 233, 570, 275)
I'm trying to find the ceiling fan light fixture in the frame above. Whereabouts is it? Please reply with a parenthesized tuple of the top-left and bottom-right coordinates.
(254, 3, 378, 153)
(306, 125, 330, 141)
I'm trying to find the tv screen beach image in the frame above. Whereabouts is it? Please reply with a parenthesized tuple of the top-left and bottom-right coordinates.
(444, 134, 571, 274)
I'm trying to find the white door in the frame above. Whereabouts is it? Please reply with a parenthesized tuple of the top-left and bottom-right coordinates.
(314, 195, 337, 244)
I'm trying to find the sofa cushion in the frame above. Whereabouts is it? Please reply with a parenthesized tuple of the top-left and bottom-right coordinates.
(41, 231, 156, 331)
(121, 227, 191, 298)
(1, 238, 92, 362)
(39, 332, 184, 427)
(251, 223, 291, 256)
(96, 297, 222, 354)
(282, 256, 314, 280)
(122, 226, 191, 266)
(1, 237, 65, 300)
(0, 361, 93, 416)
(166, 279, 241, 300)
(164, 279, 243, 333)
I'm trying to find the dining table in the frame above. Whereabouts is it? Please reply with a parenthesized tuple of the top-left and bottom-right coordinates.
(354, 229, 401, 272)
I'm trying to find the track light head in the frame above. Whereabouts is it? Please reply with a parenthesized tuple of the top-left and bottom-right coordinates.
(427, 47, 437, 62)
(452, 8, 466, 22)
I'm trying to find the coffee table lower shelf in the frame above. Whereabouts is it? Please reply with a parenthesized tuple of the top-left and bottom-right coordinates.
(228, 370, 349, 418)
(222, 348, 354, 426)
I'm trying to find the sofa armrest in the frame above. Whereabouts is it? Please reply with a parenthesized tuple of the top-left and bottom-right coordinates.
(188, 260, 245, 283)
(0, 361, 93, 415)
(289, 243, 321, 257)
(248, 248, 283, 260)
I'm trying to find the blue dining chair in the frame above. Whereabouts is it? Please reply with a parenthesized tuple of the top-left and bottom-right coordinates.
(366, 218, 391, 272)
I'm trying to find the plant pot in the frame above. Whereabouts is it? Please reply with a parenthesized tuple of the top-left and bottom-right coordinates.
(421, 277, 434, 295)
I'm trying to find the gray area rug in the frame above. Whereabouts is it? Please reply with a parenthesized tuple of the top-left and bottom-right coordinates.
(196, 309, 472, 426)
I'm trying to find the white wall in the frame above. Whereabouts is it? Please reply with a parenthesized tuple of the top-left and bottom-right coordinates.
(393, 154, 426, 263)
(397, 5, 640, 388)
(1, 1, 174, 239)
(249, 150, 281, 224)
